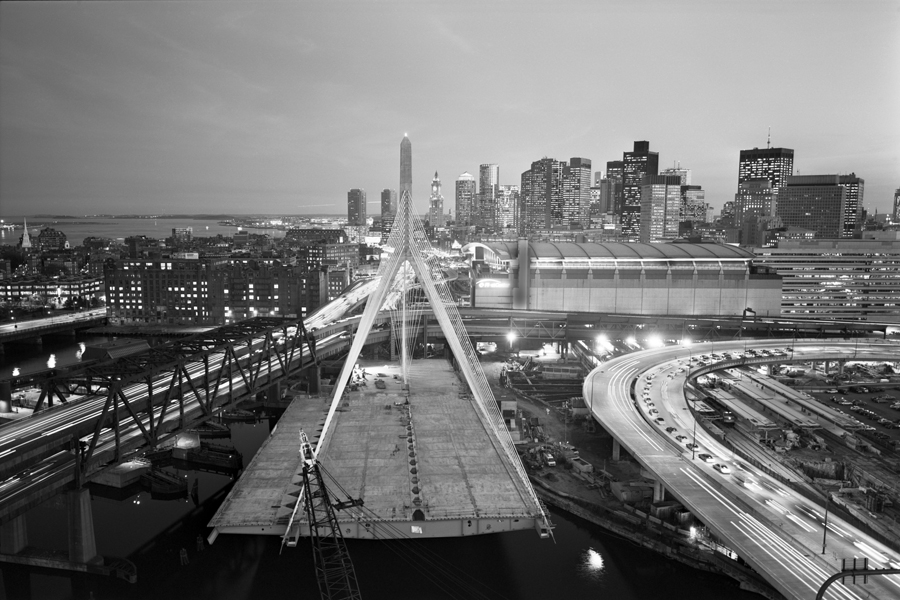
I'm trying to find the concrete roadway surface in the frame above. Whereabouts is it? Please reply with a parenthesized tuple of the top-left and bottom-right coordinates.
(0, 308, 107, 335)
(584, 339, 900, 600)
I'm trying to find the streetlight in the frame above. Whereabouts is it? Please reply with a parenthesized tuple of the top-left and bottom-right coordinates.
(691, 414, 698, 461)
(822, 495, 830, 554)
(506, 331, 516, 356)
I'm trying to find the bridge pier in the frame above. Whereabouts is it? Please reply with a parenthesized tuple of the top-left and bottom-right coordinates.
(0, 514, 28, 555)
(266, 381, 280, 402)
(611, 439, 621, 461)
(0, 380, 12, 413)
(67, 488, 99, 565)
(653, 480, 665, 503)
(303, 364, 321, 394)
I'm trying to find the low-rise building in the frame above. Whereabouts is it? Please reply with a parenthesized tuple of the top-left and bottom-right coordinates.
(463, 240, 782, 317)
(751, 239, 900, 323)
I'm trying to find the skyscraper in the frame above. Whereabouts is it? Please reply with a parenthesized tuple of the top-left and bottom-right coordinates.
(775, 175, 846, 239)
(478, 164, 499, 229)
(495, 184, 519, 230)
(400, 135, 412, 203)
(639, 175, 681, 243)
(734, 179, 775, 225)
(521, 158, 564, 232)
(381, 189, 397, 218)
(347, 189, 366, 226)
(606, 160, 624, 215)
(428, 172, 445, 227)
(660, 165, 691, 185)
(622, 141, 659, 240)
(455, 172, 477, 226)
(563, 158, 592, 228)
(838, 173, 864, 237)
(738, 147, 794, 191)
(680, 185, 709, 224)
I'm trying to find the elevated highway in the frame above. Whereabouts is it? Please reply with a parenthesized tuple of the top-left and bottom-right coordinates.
(585, 339, 900, 600)
(0, 308, 107, 354)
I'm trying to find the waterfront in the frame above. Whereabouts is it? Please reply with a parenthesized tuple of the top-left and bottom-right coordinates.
(0, 216, 292, 248)
(0, 338, 764, 600)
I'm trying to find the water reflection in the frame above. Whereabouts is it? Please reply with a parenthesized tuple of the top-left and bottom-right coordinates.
(579, 547, 606, 582)
(76, 342, 86, 359)
(12, 367, 19, 377)
(47, 353, 56, 369)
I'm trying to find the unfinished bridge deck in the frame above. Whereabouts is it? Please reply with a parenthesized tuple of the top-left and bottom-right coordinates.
(209, 358, 541, 539)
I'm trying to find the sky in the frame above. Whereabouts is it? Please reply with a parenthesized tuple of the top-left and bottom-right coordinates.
(1, 1, 898, 218)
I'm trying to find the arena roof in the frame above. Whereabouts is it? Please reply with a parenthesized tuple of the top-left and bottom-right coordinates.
(468, 241, 756, 261)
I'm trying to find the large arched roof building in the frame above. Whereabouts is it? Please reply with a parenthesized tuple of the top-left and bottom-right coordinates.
(461, 240, 781, 317)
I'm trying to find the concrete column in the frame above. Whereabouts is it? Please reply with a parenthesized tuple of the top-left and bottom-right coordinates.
(0, 514, 27, 555)
(267, 381, 280, 402)
(839, 360, 845, 375)
(304, 364, 320, 394)
(611, 439, 621, 461)
(653, 480, 665, 503)
(67, 488, 99, 564)
(0, 380, 11, 414)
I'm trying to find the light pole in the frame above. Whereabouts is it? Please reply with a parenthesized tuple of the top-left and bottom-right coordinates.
(691, 412, 698, 461)
(822, 495, 830, 554)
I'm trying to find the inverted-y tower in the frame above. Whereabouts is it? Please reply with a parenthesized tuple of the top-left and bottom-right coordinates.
(400, 135, 412, 202)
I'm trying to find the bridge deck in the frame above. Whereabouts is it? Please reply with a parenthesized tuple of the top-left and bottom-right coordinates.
(209, 358, 539, 539)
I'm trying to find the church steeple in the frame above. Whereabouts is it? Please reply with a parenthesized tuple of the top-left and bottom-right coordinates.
(20, 218, 32, 249)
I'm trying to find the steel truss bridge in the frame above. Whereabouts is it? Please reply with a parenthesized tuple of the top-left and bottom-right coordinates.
(0, 317, 324, 523)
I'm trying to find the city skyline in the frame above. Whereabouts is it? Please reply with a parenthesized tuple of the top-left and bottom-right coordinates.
(1, 2, 898, 218)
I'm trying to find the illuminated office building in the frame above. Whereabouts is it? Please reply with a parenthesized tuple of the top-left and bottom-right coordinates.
(495, 184, 519, 230)
(738, 147, 794, 192)
(347, 189, 367, 226)
(381, 189, 397, 218)
(639, 175, 682, 243)
(752, 238, 900, 323)
(775, 175, 846, 240)
(563, 158, 592, 229)
(838, 173, 864, 237)
(478, 164, 499, 229)
(622, 142, 659, 240)
(455, 172, 478, 226)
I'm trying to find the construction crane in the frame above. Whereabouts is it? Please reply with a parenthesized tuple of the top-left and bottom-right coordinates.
(288, 430, 363, 600)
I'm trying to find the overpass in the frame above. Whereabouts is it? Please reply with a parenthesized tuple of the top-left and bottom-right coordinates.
(0, 308, 107, 354)
(584, 339, 900, 600)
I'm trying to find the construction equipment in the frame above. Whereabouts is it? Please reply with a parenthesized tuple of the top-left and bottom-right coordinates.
(292, 430, 363, 600)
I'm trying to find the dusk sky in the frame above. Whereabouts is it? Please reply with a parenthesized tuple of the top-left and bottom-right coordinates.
(1, 1, 898, 218)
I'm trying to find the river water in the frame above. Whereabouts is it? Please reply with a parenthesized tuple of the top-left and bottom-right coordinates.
(0, 341, 762, 600)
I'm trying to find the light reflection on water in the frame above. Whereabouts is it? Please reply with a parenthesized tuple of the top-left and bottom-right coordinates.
(47, 353, 56, 369)
(579, 547, 606, 582)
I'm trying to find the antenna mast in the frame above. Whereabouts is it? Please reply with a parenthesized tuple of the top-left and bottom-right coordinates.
(767, 127, 771, 149)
